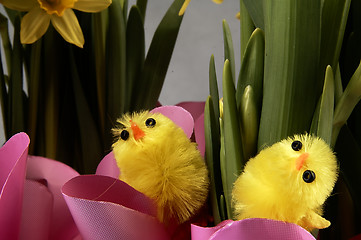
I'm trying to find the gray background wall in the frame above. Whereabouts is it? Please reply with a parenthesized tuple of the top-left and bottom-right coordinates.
(0, 0, 240, 144)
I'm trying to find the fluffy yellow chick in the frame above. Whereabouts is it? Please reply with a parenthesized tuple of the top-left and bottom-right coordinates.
(112, 111, 209, 224)
(232, 134, 338, 231)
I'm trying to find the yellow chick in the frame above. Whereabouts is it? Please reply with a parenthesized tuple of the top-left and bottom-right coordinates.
(112, 111, 209, 224)
(232, 134, 338, 231)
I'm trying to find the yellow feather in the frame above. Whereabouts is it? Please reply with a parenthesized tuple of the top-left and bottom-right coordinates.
(232, 134, 338, 231)
(112, 111, 209, 224)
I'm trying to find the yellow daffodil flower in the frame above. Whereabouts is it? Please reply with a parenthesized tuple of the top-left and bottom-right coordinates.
(179, 0, 223, 16)
(1, 0, 112, 48)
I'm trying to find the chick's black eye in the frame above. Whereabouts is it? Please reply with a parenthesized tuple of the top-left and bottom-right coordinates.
(145, 118, 156, 128)
(302, 170, 316, 183)
(292, 140, 302, 151)
(120, 130, 129, 140)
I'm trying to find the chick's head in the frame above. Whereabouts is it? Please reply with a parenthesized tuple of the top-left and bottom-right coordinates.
(272, 134, 338, 209)
(233, 134, 338, 223)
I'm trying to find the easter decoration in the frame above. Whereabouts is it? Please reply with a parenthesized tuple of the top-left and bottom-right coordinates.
(112, 110, 209, 224)
(232, 134, 338, 231)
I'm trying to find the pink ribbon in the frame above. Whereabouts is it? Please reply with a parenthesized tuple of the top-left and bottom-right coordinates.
(0, 132, 80, 239)
(191, 218, 316, 240)
(62, 175, 170, 240)
(21, 156, 80, 240)
(0, 132, 29, 239)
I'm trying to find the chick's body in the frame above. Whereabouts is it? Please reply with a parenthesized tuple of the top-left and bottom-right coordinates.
(112, 111, 209, 224)
(232, 134, 338, 231)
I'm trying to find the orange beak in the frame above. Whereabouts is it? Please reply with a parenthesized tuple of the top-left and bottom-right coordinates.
(130, 120, 145, 141)
(296, 153, 309, 171)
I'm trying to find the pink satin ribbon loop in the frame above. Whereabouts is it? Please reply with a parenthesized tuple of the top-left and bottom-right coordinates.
(191, 218, 316, 240)
(62, 175, 170, 240)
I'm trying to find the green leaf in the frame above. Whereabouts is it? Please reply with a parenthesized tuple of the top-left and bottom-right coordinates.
(69, 48, 103, 174)
(9, 16, 25, 137)
(0, 39, 7, 139)
(223, 20, 235, 82)
(136, 0, 148, 22)
(239, 85, 258, 160)
(333, 60, 361, 146)
(240, 0, 255, 60)
(117, 0, 128, 23)
(106, 0, 127, 123)
(310, 65, 335, 145)
(0, 13, 12, 75)
(219, 194, 227, 221)
(27, 40, 42, 153)
(42, 27, 61, 159)
(241, 0, 264, 29)
(334, 63, 343, 104)
(3, 7, 17, 26)
(222, 60, 244, 219)
(134, 0, 184, 110)
(320, 0, 351, 74)
(209, 55, 220, 122)
(204, 96, 223, 224)
(93, 10, 109, 135)
(258, 0, 322, 148)
(219, 117, 228, 219)
(126, 6, 145, 110)
(236, 28, 264, 110)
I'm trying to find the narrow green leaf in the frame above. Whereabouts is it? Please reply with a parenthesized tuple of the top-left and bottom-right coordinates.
(106, 0, 127, 126)
(204, 96, 222, 224)
(338, 1, 361, 83)
(334, 63, 343, 104)
(117, 0, 128, 23)
(240, 0, 255, 60)
(43, 27, 61, 159)
(136, 0, 148, 22)
(0, 13, 12, 75)
(222, 60, 244, 219)
(320, 0, 351, 74)
(126, 6, 145, 111)
(9, 16, 25, 137)
(209, 55, 220, 122)
(3, 7, 16, 26)
(219, 194, 227, 221)
(236, 28, 264, 110)
(241, 0, 264, 29)
(93, 10, 109, 136)
(27, 40, 42, 154)
(258, 0, 321, 148)
(134, 0, 184, 110)
(69, 48, 103, 174)
(310, 66, 334, 145)
(219, 117, 228, 219)
(239, 85, 258, 160)
(333, 61, 361, 146)
(0, 39, 7, 139)
(223, 20, 235, 82)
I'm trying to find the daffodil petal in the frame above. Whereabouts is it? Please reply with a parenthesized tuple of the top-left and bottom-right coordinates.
(51, 9, 84, 48)
(73, 0, 112, 12)
(179, 0, 191, 16)
(21, 8, 50, 44)
(212, 0, 223, 4)
(1, 0, 37, 11)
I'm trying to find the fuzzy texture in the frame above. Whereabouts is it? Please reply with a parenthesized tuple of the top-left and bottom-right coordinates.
(232, 134, 338, 231)
(112, 111, 209, 224)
